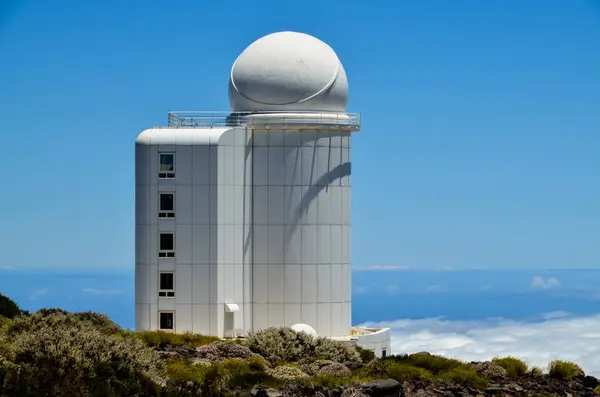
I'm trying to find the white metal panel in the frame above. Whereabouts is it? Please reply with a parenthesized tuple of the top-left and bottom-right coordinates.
(301, 264, 318, 302)
(192, 264, 210, 304)
(192, 304, 211, 334)
(267, 226, 285, 264)
(301, 226, 317, 263)
(316, 303, 331, 336)
(176, 185, 193, 224)
(317, 225, 331, 264)
(268, 147, 285, 185)
(176, 304, 193, 332)
(176, 265, 192, 304)
(175, 225, 193, 264)
(175, 146, 193, 185)
(267, 265, 285, 302)
(284, 303, 301, 326)
(267, 303, 285, 327)
(267, 186, 285, 225)
(252, 264, 268, 302)
(317, 264, 331, 303)
(285, 224, 302, 264)
(285, 264, 302, 303)
(192, 146, 210, 185)
(192, 186, 210, 224)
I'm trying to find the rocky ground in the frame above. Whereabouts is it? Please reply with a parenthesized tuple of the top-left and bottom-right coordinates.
(157, 345, 600, 397)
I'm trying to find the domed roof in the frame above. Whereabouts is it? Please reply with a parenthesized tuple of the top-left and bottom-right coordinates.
(290, 323, 318, 337)
(229, 31, 348, 112)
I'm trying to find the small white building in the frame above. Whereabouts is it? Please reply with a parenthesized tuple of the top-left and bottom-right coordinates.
(135, 31, 391, 356)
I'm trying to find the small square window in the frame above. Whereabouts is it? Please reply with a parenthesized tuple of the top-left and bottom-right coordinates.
(159, 154, 175, 178)
(159, 312, 174, 330)
(159, 233, 175, 258)
(160, 272, 174, 290)
(159, 193, 175, 218)
(160, 154, 174, 171)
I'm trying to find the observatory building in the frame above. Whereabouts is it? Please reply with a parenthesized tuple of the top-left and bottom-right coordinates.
(135, 31, 391, 356)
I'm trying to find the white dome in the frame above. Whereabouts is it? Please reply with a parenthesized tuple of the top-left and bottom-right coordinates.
(229, 31, 348, 112)
(290, 323, 318, 337)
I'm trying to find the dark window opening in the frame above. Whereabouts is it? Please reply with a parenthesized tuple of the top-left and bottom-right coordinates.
(382, 349, 387, 358)
(159, 233, 174, 251)
(160, 194, 174, 211)
(160, 273, 174, 290)
(159, 312, 174, 330)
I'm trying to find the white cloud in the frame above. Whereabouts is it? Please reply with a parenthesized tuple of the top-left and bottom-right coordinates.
(531, 276, 561, 290)
(361, 313, 600, 377)
(82, 288, 124, 295)
(425, 285, 443, 292)
(29, 289, 48, 300)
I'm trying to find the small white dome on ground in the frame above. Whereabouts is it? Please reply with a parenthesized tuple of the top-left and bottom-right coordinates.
(290, 323, 318, 337)
(229, 31, 349, 112)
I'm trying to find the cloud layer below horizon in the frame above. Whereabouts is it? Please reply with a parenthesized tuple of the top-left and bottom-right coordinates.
(362, 313, 600, 377)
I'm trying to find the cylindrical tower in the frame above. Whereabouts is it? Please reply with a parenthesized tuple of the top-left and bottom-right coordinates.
(229, 31, 358, 337)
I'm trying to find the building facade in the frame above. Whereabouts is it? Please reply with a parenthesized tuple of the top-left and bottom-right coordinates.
(135, 31, 391, 355)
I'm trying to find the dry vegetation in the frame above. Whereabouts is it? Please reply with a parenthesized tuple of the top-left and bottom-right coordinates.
(0, 293, 594, 396)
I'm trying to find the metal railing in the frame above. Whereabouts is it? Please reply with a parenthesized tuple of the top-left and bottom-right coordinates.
(167, 111, 361, 130)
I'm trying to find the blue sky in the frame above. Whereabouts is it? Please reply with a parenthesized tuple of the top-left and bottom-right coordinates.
(0, 0, 598, 270)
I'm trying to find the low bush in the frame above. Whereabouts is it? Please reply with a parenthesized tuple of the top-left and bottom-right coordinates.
(0, 294, 24, 319)
(529, 367, 544, 377)
(244, 326, 360, 363)
(384, 361, 433, 382)
(196, 340, 255, 362)
(267, 365, 309, 382)
(355, 345, 376, 362)
(0, 320, 165, 396)
(386, 353, 464, 374)
(548, 360, 584, 380)
(440, 366, 489, 390)
(317, 362, 352, 377)
(593, 385, 600, 396)
(492, 356, 528, 377)
(3, 309, 120, 338)
(135, 330, 220, 348)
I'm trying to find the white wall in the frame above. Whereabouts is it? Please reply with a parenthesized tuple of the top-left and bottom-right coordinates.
(135, 127, 246, 336)
(354, 328, 392, 358)
(135, 125, 353, 338)
(250, 129, 352, 337)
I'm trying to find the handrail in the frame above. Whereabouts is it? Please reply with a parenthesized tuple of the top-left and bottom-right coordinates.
(166, 110, 361, 130)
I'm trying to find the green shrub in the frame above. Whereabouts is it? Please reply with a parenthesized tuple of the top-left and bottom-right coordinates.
(355, 345, 375, 362)
(196, 340, 256, 362)
(492, 356, 528, 377)
(1, 320, 165, 396)
(548, 360, 584, 380)
(3, 309, 120, 338)
(387, 353, 464, 374)
(244, 326, 360, 363)
(529, 366, 544, 377)
(440, 366, 489, 390)
(266, 365, 309, 382)
(593, 385, 600, 396)
(0, 315, 10, 329)
(0, 294, 23, 319)
(136, 330, 220, 348)
(384, 361, 433, 382)
(317, 362, 351, 377)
